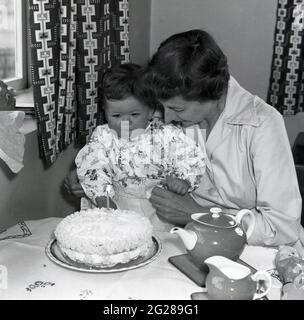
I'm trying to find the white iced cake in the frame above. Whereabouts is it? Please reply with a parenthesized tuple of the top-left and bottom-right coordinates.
(54, 208, 154, 267)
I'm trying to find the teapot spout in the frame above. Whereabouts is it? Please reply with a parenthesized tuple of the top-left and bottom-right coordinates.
(170, 227, 197, 250)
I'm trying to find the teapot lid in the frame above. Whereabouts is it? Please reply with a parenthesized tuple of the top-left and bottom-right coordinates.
(194, 208, 236, 228)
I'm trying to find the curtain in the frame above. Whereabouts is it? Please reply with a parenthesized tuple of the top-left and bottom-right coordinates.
(29, 0, 129, 167)
(267, 0, 304, 115)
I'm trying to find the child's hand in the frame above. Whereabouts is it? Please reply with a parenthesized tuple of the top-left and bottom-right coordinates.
(95, 196, 117, 209)
(165, 175, 191, 195)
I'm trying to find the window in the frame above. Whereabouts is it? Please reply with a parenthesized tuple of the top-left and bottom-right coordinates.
(0, 0, 28, 90)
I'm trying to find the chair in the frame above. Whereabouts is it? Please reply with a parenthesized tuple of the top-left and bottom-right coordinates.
(296, 165, 304, 227)
(293, 132, 304, 226)
(293, 132, 304, 165)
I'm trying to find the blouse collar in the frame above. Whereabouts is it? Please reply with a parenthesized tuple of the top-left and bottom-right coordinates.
(223, 76, 260, 127)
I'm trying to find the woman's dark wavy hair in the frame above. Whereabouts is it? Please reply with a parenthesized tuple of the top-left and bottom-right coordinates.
(100, 63, 142, 102)
(134, 29, 230, 104)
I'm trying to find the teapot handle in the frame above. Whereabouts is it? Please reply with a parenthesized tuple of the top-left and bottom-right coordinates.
(235, 209, 255, 240)
(251, 271, 272, 300)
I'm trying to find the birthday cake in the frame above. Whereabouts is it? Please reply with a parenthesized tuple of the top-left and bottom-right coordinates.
(54, 208, 154, 267)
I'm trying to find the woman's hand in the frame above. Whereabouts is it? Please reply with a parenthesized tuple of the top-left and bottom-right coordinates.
(150, 186, 209, 225)
(63, 169, 86, 198)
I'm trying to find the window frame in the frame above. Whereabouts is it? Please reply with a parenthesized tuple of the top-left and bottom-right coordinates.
(3, 0, 29, 90)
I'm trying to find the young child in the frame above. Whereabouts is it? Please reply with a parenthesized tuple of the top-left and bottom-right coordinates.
(75, 63, 206, 231)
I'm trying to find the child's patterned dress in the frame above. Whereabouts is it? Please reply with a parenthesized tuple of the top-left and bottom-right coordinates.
(75, 121, 206, 231)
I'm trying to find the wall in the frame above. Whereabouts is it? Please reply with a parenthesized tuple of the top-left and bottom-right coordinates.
(0, 127, 80, 231)
(129, 0, 151, 65)
(150, 0, 277, 100)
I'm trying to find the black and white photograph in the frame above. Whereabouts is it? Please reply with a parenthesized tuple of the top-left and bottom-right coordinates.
(0, 0, 304, 306)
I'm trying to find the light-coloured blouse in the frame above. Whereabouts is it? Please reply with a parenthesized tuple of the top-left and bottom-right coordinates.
(75, 121, 206, 204)
(191, 76, 304, 248)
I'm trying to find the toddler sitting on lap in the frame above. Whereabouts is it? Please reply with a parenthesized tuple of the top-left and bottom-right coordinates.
(75, 63, 206, 231)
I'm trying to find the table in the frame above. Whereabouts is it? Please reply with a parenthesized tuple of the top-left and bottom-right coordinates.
(0, 218, 282, 300)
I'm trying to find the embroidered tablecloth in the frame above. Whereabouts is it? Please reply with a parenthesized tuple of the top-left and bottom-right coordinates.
(0, 218, 282, 300)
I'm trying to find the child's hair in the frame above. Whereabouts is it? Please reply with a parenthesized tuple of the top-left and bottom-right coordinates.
(101, 62, 162, 119)
(101, 63, 142, 101)
(134, 29, 230, 105)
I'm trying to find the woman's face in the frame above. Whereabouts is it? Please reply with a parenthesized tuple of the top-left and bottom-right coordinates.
(160, 96, 219, 127)
(104, 96, 153, 138)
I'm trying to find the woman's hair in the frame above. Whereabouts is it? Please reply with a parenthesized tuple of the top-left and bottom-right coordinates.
(135, 29, 230, 104)
(101, 63, 142, 101)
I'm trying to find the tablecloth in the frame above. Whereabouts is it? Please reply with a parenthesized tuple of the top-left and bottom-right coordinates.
(0, 218, 282, 300)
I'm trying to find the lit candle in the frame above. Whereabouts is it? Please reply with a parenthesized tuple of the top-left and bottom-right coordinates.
(106, 185, 111, 210)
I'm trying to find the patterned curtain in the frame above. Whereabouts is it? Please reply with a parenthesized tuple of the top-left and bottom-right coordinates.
(267, 0, 304, 115)
(28, 0, 129, 167)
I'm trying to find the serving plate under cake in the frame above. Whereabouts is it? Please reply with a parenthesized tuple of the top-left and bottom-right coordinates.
(45, 235, 162, 273)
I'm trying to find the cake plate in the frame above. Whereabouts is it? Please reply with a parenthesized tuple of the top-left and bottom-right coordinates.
(45, 236, 162, 273)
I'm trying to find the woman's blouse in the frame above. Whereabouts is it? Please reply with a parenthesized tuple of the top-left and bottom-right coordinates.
(191, 76, 304, 248)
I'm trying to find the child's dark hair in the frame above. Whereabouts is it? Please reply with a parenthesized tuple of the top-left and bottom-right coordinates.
(101, 63, 142, 101)
(134, 29, 230, 104)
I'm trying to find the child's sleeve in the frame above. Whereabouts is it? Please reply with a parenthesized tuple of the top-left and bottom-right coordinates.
(75, 126, 115, 204)
(163, 125, 207, 191)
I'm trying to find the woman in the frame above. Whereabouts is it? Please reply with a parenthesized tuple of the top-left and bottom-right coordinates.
(134, 29, 303, 249)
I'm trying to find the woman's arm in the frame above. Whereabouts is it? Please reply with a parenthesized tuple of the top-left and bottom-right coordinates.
(63, 167, 86, 198)
(150, 186, 212, 225)
(247, 110, 302, 246)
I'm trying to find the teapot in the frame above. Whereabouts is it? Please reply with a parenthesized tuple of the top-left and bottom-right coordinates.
(204, 256, 272, 300)
(170, 207, 255, 271)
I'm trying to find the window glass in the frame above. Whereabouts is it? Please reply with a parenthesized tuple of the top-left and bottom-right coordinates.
(0, 0, 16, 80)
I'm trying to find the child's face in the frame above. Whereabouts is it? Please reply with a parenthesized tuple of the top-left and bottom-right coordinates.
(104, 96, 153, 138)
